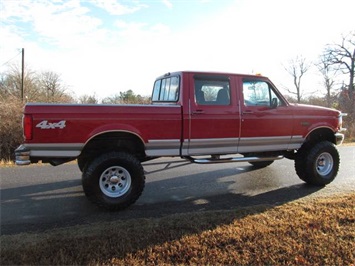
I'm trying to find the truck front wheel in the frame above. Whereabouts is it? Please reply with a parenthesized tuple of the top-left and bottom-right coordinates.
(295, 141, 339, 186)
(77, 157, 87, 172)
(82, 152, 145, 210)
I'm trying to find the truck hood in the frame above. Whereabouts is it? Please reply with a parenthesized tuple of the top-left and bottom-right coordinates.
(288, 103, 341, 117)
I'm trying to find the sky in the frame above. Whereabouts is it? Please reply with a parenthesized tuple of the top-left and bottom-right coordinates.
(1, 0, 355, 100)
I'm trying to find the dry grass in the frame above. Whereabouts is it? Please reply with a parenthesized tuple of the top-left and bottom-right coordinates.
(0, 159, 15, 166)
(1, 193, 354, 265)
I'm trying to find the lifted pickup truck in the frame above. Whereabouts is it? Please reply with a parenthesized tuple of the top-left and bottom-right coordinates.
(15, 71, 346, 210)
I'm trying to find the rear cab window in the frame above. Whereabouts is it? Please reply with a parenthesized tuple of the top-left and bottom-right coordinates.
(152, 76, 180, 103)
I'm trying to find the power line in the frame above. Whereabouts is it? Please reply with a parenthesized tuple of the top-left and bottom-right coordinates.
(0, 49, 22, 67)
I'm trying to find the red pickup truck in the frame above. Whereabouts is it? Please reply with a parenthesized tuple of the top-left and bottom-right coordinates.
(15, 71, 346, 210)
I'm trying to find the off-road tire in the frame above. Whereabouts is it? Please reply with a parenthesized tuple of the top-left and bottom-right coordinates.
(82, 151, 145, 210)
(77, 157, 88, 172)
(295, 141, 339, 186)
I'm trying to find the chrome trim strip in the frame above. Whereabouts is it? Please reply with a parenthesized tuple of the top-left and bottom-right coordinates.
(181, 136, 305, 155)
(145, 139, 181, 156)
(85, 130, 145, 146)
(31, 150, 81, 157)
(21, 134, 306, 160)
(238, 136, 292, 153)
(187, 146, 239, 155)
(187, 138, 239, 155)
(20, 143, 83, 158)
(239, 136, 291, 145)
(189, 138, 239, 146)
(288, 135, 304, 149)
(26, 103, 182, 108)
(25, 143, 83, 149)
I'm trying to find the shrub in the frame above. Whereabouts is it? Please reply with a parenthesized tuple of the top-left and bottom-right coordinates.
(344, 117, 355, 142)
(0, 97, 23, 161)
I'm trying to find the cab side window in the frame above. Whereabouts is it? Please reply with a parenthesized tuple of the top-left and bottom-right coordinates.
(243, 80, 283, 107)
(194, 78, 230, 105)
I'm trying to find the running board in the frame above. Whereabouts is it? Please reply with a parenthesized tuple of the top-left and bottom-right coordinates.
(183, 155, 284, 164)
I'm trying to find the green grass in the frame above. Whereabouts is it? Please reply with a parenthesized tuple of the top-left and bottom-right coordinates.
(1, 193, 354, 265)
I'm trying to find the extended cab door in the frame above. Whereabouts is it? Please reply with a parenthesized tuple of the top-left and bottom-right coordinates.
(186, 74, 241, 155)
(239, 78, 295, 153)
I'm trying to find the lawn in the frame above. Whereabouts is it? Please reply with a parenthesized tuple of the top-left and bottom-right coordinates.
(1, 193, 354, 265)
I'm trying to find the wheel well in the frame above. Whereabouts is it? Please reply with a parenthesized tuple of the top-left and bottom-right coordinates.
(79, 132, 146, 162)
(305, 128, 335, 144)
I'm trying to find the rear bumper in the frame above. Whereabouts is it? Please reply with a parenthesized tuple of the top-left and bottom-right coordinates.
(15, 145, 31, 165)
(14, 143, 82, 166)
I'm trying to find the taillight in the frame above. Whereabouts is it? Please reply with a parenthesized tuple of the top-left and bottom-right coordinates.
(23, 114, 33, 140)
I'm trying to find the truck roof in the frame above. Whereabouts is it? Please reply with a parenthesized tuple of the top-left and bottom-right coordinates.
(155, 71, 268, 80)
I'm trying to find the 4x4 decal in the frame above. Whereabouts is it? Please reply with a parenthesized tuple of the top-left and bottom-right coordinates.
(36, 120, 66, 129)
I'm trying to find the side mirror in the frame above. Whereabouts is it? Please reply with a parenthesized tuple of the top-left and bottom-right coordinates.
(271, 98, 278, 109)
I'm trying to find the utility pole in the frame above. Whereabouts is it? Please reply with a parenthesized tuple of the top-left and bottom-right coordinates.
(21, 48, 24, 102)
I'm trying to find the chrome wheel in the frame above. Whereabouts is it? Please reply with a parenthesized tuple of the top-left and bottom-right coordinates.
(315, 152, 333, 177)
(99, 166, 131, 198)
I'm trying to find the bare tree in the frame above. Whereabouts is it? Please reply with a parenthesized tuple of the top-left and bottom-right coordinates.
(78, 94, 99, 104)
(102, 90, 150, 104)
(38, 71, 69, 102)
(102, 94, 122, 104)
(0, 64, 38, 101)
(316, 53, 338, 107)
(324, 31, 355, 94)
(284, 55, 311, 103)
(319, 31, 355, 141)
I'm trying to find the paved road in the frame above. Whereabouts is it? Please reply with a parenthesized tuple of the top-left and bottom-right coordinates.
(1, 145, 354, 235)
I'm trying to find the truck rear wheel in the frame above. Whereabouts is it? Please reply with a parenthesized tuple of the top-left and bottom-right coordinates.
(82, 151, 145, 210)
(295, 141, 339, 186)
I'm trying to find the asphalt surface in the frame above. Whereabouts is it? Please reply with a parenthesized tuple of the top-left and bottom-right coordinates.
(1, 145, 354, 235)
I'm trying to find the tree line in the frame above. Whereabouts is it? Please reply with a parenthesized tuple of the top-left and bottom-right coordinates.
(283, 31, 354, 116)
(0, 65, 150, 104)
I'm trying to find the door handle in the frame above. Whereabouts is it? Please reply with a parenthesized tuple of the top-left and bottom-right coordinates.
(192, 110, 205, 115)
(243, 110, 254, 115)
